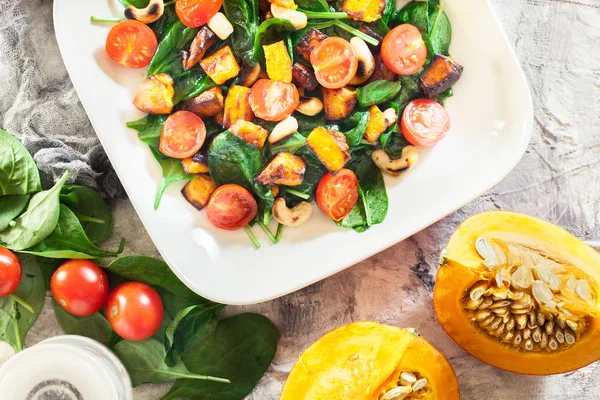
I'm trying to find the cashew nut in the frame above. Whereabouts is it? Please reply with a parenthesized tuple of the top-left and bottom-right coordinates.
(349, 37, 375, 85)
(207, 12, 234, 41)
(272, 198, 313, 227)
(269, 116, 298, 144)
(383, 108, 398, 127)
(296, 97, 323, 116)
(271, 4, 308, 30)
(371, 147, 419, 176)
(124, 0, 164, 24)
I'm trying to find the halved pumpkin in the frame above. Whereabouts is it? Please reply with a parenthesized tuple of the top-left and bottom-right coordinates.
(434, 211, 600, 375)
(280, 321, 459, 400)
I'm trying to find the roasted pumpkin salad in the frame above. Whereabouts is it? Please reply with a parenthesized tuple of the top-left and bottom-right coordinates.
(102, 0, 463, 247)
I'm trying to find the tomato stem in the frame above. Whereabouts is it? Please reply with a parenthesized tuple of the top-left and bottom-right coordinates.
(258, 222, 278, 244)
(10, 294, 34, 314)
(275, 224, 284, 243)
(243, 225, 261, 249)
(90, 16, 124, 23)
(285, 189, 310, 200)
(333, 20, 379, 46)
(299, 9, 348, 19)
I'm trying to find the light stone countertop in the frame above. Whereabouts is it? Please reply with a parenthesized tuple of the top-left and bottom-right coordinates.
(1, 0, 600, 399)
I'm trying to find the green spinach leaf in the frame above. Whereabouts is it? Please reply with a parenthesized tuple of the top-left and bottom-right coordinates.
(344, 110, 370, 147)
(427, 0, 451, 55)
(0, 171, 69, 251)
(117, 0, 149, 7)
(162, 314, 278, 400)
(382, 0, 397, 25)
(37, 257, 62, 290)
(396, 73, 424, 110)
(254, 19, 296, 67)
(52, 300, 119, 347)
(0, 128, 41, 196)
(223, 0, 260, 66)
(0, 195, 29, 232)
(150, 146, 194, 210)
(150, 6, 178, 41)
(173, 70, 216, 104)
(148, 21, 199, 76)
(0, 255, 45, 352)
(60, 185, 113, 245)
(295, 113, 327, 133)
(283, 147, 326, 206)
(296, 0, 330, 11)
(357, 80, 403, 108)
(393, 1, 429, 33)
(126, 115, 168, 150)
(267, 132, 307, 156)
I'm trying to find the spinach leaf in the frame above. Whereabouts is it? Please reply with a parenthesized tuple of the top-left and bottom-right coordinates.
(52, 300, 119, 347)
(0, 128, 41, 196)
(60, 185, 113, 245)
(435, 87, 453, 104)
(117, 0, 149, 7)
(393, 1, 429, 33)
(0, 255, 45, 352)
(344, 110, 370, 147)
(113, 339, 229, 387)
(295, 113, 327, 133)
(148, 21, 199, 76)
(0, 195, 29, 232)
(379, 101, 400, 148)
(283, 147, 326, 206)
(382, 0, 397, 25)
(37, 257, 62, 291)
(295, 0, 330, 11)
(173, 70, 216, 104)
(162, 314, 278, 400)
(21, 205, 123, 259)
(163, 303, 223, 367)
(267, 132, 307, 156)
(223, 0, 259, 66)
(0, 171, 69, 251)
(150, 6, 178, 42)
(254, 19, 296, 67)
(127, 115, 168, 150)
(427, 0, 451, 55)
(150, 146, 194, 210)
(396, 73, 424, 110)
(357, 80, 402, 108)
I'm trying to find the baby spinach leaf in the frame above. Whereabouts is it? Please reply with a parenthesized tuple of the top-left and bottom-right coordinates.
(394, 1, 429, 33)
(150, 6, 178, 41)
(382, 0, 398, 25)
(295, 113, 327, 133)
(113, 338, 229, 387)
(60, 185, 113, 245)
(148, 21, 199, 76)
(427, 0, 451, 55)
(52, 300, 119, 347)
(357, 80, 402, 108)
(295, 0, 330, 11)
(37, 257, 62, 291)
(0, 128, 41, 196)
(344, 110, 370, 147)
(127, 115, 168, 150)
(21, 205, 123, 259)
(162, 313, 278, 400)
(396, 73, 425, 111)
(223, 0, 260, 66)
(435, 87, 454, 104)
(173, 70, 216, 104)
(117, 0, 149, 7)
(254, 18, 296, 67)
(150, 146, 194, 210)
(0, 171, 69, 251)
(0, 255, 45, 352)
(267, 132, 307, 156)
(0, 195, 29, 232)
(283, 147, 326, 206)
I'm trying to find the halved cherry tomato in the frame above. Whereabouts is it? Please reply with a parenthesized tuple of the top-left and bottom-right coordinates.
(206, 184, 258, 230)
(51, 260, 109, 317)
(310, 37, 358, 89)
(381, 24, 427, 75)
(106, 282, 164, 341)
(105, 20, 158, 68)
(0, 247, 21, 298)
(176, 0, 223, 28)
(316, 169, 359, 222)
(159, 110, 207, 159)
(401, 98, 451, 147)
(249, 79, 300, 122)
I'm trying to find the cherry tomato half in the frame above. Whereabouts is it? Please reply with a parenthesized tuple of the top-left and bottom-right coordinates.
(51, 260, 109, 317)
(0, 247, 22, 298)
(159, 110, 207, 159)
(316, 169, 359, 222)
(206, 184, 258, 230)
(248, 79, 300, 122)
(401, 98, 451, 147)
(381, 24, 427, 76)
(105, 20, 158, 69)
(176, 0, 223, 28)
(106, 282, 164, 341)
(310, 37, 358, 89)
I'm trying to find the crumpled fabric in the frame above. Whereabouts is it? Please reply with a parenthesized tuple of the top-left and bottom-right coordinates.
(0, 0, 124, 200)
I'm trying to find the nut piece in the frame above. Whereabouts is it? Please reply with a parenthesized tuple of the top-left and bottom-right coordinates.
(371, 147, 419, 176)
(207, 12, 234, 40)
(272, 198, 312, 227)
(296, 97, 323, 116)
(348, 37, 375, 85)
(271, 4, 308, 30)
(269, 116, 298, 144)
(383, 108, 398, 126)
(124, 0, 164, 24)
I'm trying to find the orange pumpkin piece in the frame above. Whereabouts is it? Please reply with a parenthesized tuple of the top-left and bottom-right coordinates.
(435, 211, 600, 375)
(223, 85, 254, 129)
(280, 321, 459, 400)
(270, 0, 297, 10)
(238, 63, 264, 88)
(364, 105, 387, 143)
(229, 120, 268, 149)
(199, 45, 240, 85)
(255, 152, 306, 187)
(181, 155, 209, 174)
(181, 175, 216, 210)
(180, 87, 224, 118)
(341, 0, 385, 22)
(263, 41, 293, 83)
(306, 126, 350, 174)
(183, 27, 218, 70)
(322, 86, 357, 121)
(133, 73, 174, 115)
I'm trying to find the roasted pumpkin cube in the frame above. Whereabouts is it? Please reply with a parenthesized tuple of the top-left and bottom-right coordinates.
(322, 86, 357, 121)
(184, 27, 218, 70)
(270, 0, 297, 9)
(229, 120, 268, 149)
(295, 28, 328, 61)
(133, 73, 174, 115)
(238, 63, 264, 87)
(365, 54, 396, 84)
(255, 152, 306, 187)
(420, 54, 464, 98)
(263, 41, 293, 83)
(214, 111, 225, 128)
(180, 87, 224, 118)
(364, 105, 387, 143)
(306, 127, 350, 173)
(200, 45, 240, 85)
(181, 155, 209, 174)
(342, 0, 385, 22)
(181, 175, 216, 210)
(223, 85, 254, 128)
(271, 185, 280, 197)
(292, 62, 318, 92)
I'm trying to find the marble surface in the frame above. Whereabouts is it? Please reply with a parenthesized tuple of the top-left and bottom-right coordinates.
(2, 0, 600, 399)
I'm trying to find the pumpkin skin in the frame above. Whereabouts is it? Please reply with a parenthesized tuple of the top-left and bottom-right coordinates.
(280, 321, 459, 400)
(434, 211, 600, 375)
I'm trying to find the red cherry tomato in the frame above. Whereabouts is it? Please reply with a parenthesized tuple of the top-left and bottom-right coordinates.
(0, 247, 22, 297)
(401, 98, 451, 147)
(159, 110, 207, 159)
(310, 37, 358, 89)
(176, 0, 223, 28)
(106, 282, 164, 341)
(248, 79, 300, 122)
(206, 184, 258, 230)
(381, 24, 427, 75)
(316, 169, 359, 221)
(50, 260, 109, 317)
(105, 20, 158, 68)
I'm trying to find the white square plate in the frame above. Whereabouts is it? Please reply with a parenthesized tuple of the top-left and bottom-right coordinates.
(54, 0, 532, 305)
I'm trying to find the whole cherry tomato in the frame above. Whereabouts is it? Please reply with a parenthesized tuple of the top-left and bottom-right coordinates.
(51, 260, 109, 317)
(0, 247, 22, 297)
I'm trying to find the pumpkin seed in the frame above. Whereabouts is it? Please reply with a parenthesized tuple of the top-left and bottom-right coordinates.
(513, 333, 522, 346)
(555, 327, 565, 344)
(523, 328, 531, 340)
(512, 265, 533, 290)
(470, 282, 488, 301)
(566, 319, 579, 332)
(532, 280, 553, 304)
(506, 318, 516, 331)
(564, 329, 576, 345)
(492, 307, 509, 315)
(480, 316, 495, 328)
(540, 333, 548, 349)
(549, 337, 559, 351)
(532, 326, 542, 343)
(399, 371, 416, 386)
(381, 386, 412, 400)
(515, 314, 527, 330)
(479, 297, 493, 309)
(475, 310, 491, 321)
(545, 320, 554, 335)
(503, 330, 514, 342)
(556, 315, 567, 330)
(412, 378, 428, 392)
(537, 312, 546, 326)
(490, 300, 511, 309)
(575, 279, 593, 303)
(524, 339, 534, 351)
(466, 297, 484, 310)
